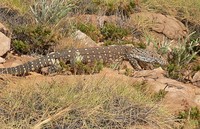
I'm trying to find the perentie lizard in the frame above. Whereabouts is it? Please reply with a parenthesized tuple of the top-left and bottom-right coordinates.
(0, 46, 167, 75)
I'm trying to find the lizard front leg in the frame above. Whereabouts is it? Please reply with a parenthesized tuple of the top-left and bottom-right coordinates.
(126, 53, 142, 70)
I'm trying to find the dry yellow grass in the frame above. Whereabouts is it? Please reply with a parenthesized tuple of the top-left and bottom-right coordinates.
(0, 74, 176, 128)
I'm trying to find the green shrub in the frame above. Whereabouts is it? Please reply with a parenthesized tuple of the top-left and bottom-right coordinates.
(101, 23, 129, 41)
(12, 25, 59, 54)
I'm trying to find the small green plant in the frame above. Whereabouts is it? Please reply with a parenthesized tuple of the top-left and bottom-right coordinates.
(92, 60, 104, 73)
(177, 107, 200, 128)
(57, 60, 71, 73)
(137, 42, 147, 49)
(72, 52, 104, 74)
(167, 64, 182, 80)
(30, 0, 73, 25)
(74, 60, 103, 75)
(124, 68, 133, 76)
(146, 35, 171, 55)
(12, 40, 29, 54)
(152, 89, 168, 102)
(193, 65, 200, 71)
(74, 61, 90, 74)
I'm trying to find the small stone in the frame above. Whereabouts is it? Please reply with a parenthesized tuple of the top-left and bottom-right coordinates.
(41, 67, 49, 74)
(0, 57, 5, 64)
(191, 71, 200, 87)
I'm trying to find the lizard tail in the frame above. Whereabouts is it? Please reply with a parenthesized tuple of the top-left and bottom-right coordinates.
(0, 56, 56, 75)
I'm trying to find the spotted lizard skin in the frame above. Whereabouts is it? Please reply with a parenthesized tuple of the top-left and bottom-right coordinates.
(0, 46, 167, 75)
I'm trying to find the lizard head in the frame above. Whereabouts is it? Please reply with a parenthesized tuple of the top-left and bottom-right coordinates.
(129, 48, 168, 66)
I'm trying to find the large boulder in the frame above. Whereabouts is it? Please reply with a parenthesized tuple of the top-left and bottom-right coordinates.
(0, 22, 11, 57)
(133, 68, 200, 112)
(0, 32, 11, 56)
(129, 12, 188, 40)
